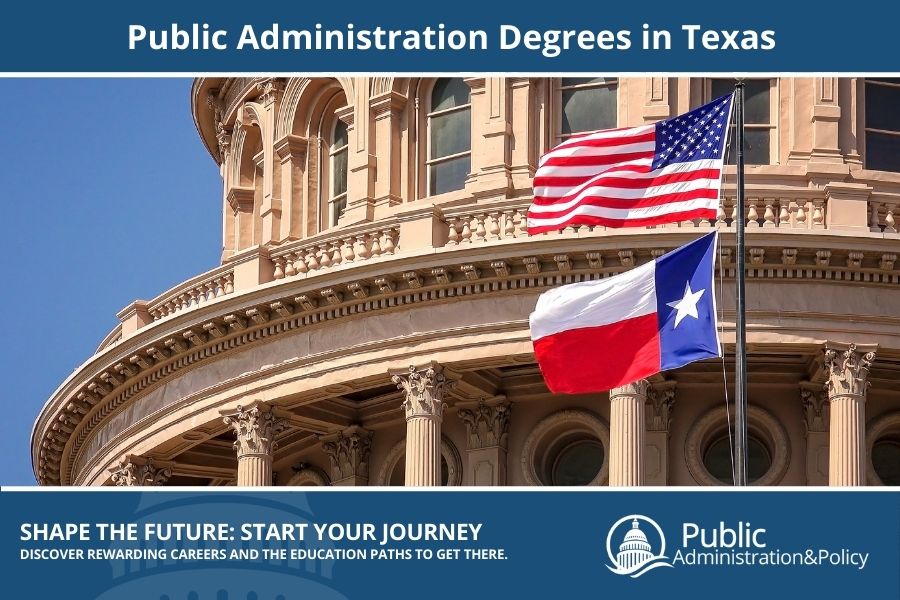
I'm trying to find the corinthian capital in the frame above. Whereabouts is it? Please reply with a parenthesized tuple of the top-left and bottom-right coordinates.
(458, 399, 510, 450)
(610, 379, 651, 400)
(646, 384, 676, 432)
(109, 455, 172, 487)
(320, 426, 372, 481)
(392, 364, 450, 420)
(823, 343, 877, 399)
(800, 383, 829, 433)
(256, 77, 284, 107)
(215, 120, 231, 160)
(222, 402, 288, 458)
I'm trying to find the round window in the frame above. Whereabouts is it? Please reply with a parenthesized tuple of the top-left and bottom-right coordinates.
(551, 439, 604, 486)
(703, 435, 772, 484)
(872, 439, 900, 486)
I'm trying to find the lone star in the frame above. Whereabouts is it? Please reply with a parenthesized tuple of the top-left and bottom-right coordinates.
(666, 282, 706, 328)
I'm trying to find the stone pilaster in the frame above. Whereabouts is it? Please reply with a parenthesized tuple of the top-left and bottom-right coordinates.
(458, 398, 511, 486)
(109, 455, 172, 487)
(800, 382, 830, 485)
(392, 364, 449, 487)
(464, 77, 513, 201)
(609, 379, 649, 486)
(645, 383, 675, 486)
(320, 425, 372, 486)
(823, 343, 877, 486)
(221, 401, 288, 486)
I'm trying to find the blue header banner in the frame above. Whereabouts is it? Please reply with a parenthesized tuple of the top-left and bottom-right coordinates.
(0, 0, 897, 72)
(2, 489, 898, 599)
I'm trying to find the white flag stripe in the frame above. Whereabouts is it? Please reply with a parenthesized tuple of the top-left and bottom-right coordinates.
(538, 141, 656, 167)
(527, 198, 719, 228)
(530, 177, 720, 213)
(529, 260, 657, 341)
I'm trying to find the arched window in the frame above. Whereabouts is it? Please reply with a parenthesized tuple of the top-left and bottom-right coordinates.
(865, 78, 900, 172)
(427, 78, 471, 196)
(329, 118, 349, 227)
(557, 77, 618, 141)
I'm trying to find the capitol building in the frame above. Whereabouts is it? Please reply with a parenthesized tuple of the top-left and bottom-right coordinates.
(32, 77, 900, 488)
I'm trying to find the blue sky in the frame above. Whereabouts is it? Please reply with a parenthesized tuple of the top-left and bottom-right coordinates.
(0, 79, 222, 484)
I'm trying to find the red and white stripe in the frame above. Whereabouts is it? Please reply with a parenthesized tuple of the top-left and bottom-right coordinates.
(527, 125, 722, 233)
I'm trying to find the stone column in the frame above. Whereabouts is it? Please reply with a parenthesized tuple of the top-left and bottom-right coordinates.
(458, 398, 511, 486)
(222, 401, 288, 486)
(801, 383, 830, 485)
(320, 426, 372, 486)
(392, 364, 449, 487)
(824, 343, 877, 486)
(645, 383, 675, 486)
(109, 455, 172, 487)
(609, 380, 650, 486)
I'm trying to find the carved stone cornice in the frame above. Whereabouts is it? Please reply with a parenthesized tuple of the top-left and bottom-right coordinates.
(109, 455, 172, 487)
(320, 426, 372, 482)
(646, 383, 676, 432)
(392, 364, 450, 421)
(457, 398, 510, 450)
(823, 343, 877, 399)
(221, 401, 288, 459)
(800, 382, 829, 434)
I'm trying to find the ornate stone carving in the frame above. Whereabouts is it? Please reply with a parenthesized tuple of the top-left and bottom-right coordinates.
(610, 379, 650, 399)
(800, 385, 829, 433)
(646, 386, 675, 432)
(222, 402, 288, 458)
(458, 399, 510, 450)
(255, 78, 284, 106)
(215, 120, 231, 160)
(110, 456, 171, 487)
(823, 343, 876, 398)
(392, 365, 449, 420)
(320, 426, 372, 482)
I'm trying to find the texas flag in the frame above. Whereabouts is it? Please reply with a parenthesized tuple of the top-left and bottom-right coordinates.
(529, 231, 721, 393)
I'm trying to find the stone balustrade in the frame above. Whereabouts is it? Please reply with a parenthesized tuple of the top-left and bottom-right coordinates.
(146, 267, 235, 321)
(106, 179, 897, 346)
(270, 223, 400, 281)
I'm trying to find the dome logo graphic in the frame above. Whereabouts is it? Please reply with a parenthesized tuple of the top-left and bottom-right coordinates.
(606, 515, 674, 578)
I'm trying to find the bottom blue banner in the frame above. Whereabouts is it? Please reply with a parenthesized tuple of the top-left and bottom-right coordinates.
(2, 489, 897, 599)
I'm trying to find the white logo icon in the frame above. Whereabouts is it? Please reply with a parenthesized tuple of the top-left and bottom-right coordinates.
(606, 515, 674, 578)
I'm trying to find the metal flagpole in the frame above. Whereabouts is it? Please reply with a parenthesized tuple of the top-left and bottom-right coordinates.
(733, 82, 749, 486)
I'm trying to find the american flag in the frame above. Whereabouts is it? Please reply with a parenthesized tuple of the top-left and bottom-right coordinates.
(527, 93, 734, 234)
